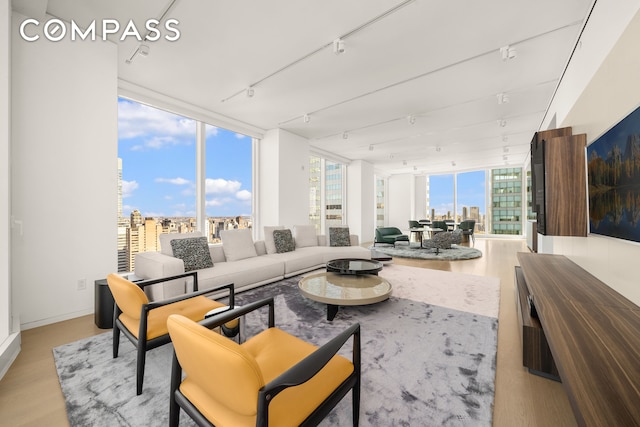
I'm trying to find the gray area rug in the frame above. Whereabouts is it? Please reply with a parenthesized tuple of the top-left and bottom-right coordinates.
(369, 243, 482, 260)
(54, 269, 498, 426)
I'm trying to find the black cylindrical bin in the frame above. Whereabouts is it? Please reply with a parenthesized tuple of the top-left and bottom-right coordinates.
(94, 278, 115, 329)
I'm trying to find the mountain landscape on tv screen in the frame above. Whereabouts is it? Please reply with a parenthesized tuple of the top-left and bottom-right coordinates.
(587, 106, 640, 243)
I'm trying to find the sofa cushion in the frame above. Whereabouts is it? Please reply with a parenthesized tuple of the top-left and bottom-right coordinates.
(273, 229, 295, 253)
(170, 236, 214, 272)
(196, 257, 285, 291)
(160, 231, 204, 256)
(264, 225, 285, 254)
(265, 248, 325, 276)
(329, 227, 351, 247)
(294, 225, 318, 248)
(220, 229, 257, 261)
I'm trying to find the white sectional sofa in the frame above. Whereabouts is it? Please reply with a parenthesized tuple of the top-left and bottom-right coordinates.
(134, 225, 371, 300)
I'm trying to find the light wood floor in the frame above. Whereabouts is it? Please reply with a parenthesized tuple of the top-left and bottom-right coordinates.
(0, 238, 577, 426)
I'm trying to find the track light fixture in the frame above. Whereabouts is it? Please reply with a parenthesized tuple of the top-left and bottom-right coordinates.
(369, 144, 374, 151)
(303, 114, 311, 123)
(126, 43, 150, 64)
(407, 115, 416, 125)
(342, 131, 349, 139)
(500, 45, 517, 61)
(435, 146, 441, 152)
(246, 87, 255, 97)
(503, 146, 509, 153)
(497, 119, 507, 127)
(333, 38, 345, 55)
(496, 93, 509, 104)
(451, 161, 456, 167)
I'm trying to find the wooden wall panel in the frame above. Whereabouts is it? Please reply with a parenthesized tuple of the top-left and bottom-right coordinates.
(544, 134, 587, 236)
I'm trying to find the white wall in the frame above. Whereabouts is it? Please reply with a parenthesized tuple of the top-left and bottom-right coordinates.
(539, 3, 640, 305)
(347, 160, 375, 243)
(11, 13, 118, 328)
(0, 0, 20, 380)
(414, 175, 427, 220)
(388, 174, 414, 231)
(257, 129, 310, 237)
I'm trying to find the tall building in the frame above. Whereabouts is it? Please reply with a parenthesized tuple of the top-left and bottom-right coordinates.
(309, 156, 321, 231)
(324, 161, 344, 228)
(130, 210, 143, 228)
(489, 168, 523, 235)
(117, 158, 129, 272)
(470, 206, 480, 220)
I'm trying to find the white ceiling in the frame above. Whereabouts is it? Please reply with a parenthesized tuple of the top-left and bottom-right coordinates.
(40, 0, 593, 175)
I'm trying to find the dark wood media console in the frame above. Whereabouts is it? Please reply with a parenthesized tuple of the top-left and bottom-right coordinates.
(516, 252, 640, 426)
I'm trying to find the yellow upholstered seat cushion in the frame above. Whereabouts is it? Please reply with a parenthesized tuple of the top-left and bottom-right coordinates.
(244, 328, 354, 426)
(108, 273, 235, 341)
(169, 316, 354, 427)
(121, 296, 225, 340)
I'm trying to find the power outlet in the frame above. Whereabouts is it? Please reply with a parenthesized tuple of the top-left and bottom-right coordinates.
(77, 278, 87, 291)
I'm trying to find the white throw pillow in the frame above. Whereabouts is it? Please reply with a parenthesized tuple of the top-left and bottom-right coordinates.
(159, 231, 204, 256)
(294, 225, 318, 248)
(264, 225, 285, 254)
(220, 229, 258, 261)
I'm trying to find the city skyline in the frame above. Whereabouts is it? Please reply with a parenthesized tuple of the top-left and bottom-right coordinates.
(118, 98, 253, 219)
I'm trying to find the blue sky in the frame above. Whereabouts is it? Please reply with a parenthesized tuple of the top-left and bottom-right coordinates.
(429, 171, 486, 216)
(118, 98, 252, 218)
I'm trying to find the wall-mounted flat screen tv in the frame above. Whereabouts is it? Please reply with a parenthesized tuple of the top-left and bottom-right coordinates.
(587, 105, 640, 244)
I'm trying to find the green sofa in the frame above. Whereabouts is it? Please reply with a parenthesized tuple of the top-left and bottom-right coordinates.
(374, 227, 410, 247)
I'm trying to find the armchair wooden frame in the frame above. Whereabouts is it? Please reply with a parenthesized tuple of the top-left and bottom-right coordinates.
(169, 297, 361, 427)
(109, 272, 235, 395)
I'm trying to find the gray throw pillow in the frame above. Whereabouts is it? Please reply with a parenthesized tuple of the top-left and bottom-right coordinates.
(273, 229, 295, 253)
(170, 236, 213, 272)
(329, 227, 351, 247)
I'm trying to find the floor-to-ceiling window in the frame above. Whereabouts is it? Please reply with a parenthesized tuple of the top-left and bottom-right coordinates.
(308, 155, 345, 233)
(205, 124, 253, 243)
(490, 167, 523, 235)
(425, 168, 524, 236)
(309, 155, 322, 231)
(325, 160, 344, 228)
(375, 176, 386, 227)
(117, 98, 252, 272)
(427, 174, 454, 221)
(456, 170, 486, 234)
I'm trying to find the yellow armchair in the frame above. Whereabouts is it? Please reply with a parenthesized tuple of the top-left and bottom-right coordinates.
(167, 297, 361, 426)
(107, 272, 236, 395)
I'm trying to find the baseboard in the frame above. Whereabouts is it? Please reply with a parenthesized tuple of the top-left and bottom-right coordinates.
(20, 308, 94, 331)
(0, 332, 21, 381)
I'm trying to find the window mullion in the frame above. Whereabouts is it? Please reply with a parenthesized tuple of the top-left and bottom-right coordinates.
(196, 121, 206, 235)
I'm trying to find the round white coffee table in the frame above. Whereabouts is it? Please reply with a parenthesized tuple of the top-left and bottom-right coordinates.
(299, 272, 392, 320)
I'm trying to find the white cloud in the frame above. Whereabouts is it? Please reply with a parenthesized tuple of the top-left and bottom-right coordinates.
(236, 189, 252, 201)
(235, 133, 247, 139)
(206, 126, 219, 137)
(206, 178, 242, 194)
(155, 177, 191, 185)
(122, 180, 139, 198)
(206, 197, 232, 207)
(118, 99, 196, 149)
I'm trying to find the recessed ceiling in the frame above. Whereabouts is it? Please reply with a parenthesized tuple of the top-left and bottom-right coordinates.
(42, 0, 594, 175)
